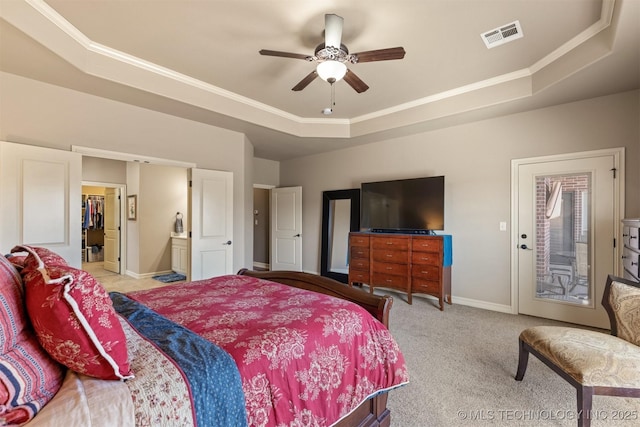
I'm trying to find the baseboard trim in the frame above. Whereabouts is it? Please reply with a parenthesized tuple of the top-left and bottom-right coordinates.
(125, 270, 173, 280)
(449, 295, 514, 314)
(253, 262, 270, 270)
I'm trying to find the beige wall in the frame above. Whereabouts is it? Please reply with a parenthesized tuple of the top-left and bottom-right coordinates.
(2, 72, 638, 297)
(82, 157, 126, 184)
(280, 90, 640, 308)
(253, 157, 280, 186)
(138, 164, 188, 274)
(0, 72, 252, 273)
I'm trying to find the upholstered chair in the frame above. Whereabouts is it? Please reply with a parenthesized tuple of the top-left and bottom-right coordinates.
(515, 275, 640, 427)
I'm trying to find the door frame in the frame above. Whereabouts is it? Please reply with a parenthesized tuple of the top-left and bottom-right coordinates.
(253, 184, 276, 270)
(510, 148, 625, 315)
(82, 181, 127, 274)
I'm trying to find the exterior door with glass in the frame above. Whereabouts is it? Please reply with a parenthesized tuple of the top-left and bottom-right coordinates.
(515, 150, 621, 329)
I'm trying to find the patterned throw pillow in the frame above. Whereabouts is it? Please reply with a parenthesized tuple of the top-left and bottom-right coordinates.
(20, 248, 133, 381)
(0, 255, 65, 424)
(11, 245, 68, 272)
(4, 252, 27, 271)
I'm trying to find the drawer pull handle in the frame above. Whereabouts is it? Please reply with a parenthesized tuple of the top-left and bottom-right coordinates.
(386, 279, 393, 283)
(386, 254, 393, 257)
(623, 234, 629, 237)
(631, 236, 638, 240)
(386, 267, 393, 270)
(386, 242, 393, 245)
(422, 271, 429, 274)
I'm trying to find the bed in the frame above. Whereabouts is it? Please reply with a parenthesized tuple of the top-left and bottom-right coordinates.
(1, 247, 408, 427)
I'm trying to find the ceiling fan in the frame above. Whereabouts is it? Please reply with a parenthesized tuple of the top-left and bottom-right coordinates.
(259, 14, 406, 93)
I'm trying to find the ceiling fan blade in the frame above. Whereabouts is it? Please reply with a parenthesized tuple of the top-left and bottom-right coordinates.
(292, 71, 318, 91)
(259, 49, 311, 61)
(352, 47, 406, 63)
(324, 14, 344, 49)
(343, 69, 369, 93)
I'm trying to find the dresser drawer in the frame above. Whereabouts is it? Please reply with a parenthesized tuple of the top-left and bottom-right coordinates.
(371, 237, 409, 251)
(412, 264, 441, 280)
(372, 272, 409, 288)
(372, 249, 408, 264)
(412, 277, 440, 294)
(349, 270, 370, 283)
(412, 237, 443, 253)
(349, 258, 369, 271)
(623, 225, 640, 250)
(350, 234, 370, 247)
(373, 262, 409, 276)
(350, 247, 369, 260)
(412, 252, 440, 265)
(623, 247, 639, 279)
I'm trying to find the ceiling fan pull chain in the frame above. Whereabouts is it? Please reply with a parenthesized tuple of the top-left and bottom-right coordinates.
(331, 82, 335, 109)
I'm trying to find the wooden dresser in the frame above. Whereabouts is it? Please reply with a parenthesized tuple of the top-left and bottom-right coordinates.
(348, 232, 452, 310)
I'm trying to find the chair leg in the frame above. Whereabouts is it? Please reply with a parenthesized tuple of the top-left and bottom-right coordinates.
(576, 386, 594, 427)
(515, 339, 529, 381)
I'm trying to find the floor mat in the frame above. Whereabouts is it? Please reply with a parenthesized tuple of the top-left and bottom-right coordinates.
(152, 273, 187, 283)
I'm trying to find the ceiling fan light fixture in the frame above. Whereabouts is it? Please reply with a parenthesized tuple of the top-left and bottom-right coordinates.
(316, 60, 347, 82)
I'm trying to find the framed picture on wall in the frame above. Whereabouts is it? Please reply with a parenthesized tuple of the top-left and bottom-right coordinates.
(127, 195, 137, 221)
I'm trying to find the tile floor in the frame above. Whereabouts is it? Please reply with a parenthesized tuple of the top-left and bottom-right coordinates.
(83, 262, 178, 293)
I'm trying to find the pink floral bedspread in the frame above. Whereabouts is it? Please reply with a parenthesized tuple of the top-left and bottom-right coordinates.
(127, 274, 409, 427)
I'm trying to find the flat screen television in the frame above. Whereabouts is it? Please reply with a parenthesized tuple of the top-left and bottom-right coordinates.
(360, 176, 444, 233)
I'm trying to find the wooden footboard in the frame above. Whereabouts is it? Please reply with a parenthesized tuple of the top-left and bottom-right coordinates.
(237, 269, 394, 427)
(237, 269, 393, 327)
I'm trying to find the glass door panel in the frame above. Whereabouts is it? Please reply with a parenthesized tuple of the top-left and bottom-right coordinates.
(534, 174, 591, 306)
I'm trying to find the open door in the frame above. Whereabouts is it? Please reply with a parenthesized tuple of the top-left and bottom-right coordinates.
(103, 187, 120, 273)
(271, 186, 302, 271)
(189, 168, 233, 280)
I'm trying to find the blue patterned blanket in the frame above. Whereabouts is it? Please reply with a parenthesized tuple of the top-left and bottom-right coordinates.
(110, 292, 248, 427)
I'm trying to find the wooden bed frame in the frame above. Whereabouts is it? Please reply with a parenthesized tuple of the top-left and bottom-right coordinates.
(237, 269, 395, 427)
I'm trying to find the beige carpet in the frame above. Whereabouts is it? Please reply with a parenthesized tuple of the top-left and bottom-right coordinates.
(383, 290, 640, 426)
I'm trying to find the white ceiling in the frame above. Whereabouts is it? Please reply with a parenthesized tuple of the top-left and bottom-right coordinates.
(1, 0, 638, 160)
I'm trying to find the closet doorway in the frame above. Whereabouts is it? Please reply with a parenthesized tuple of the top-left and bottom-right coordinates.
(82, 183, 125, 275)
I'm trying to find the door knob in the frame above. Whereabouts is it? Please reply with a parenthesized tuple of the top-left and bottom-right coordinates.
(520, 244, 532, 250)
(294, 233, 301, 237)
(223, 240, 232, 245)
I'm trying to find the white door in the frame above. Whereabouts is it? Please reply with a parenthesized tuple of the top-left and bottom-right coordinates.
(271, 186, 302, 271)
(515, 150, 621, 328)
(0, 141, 82, 266)
(103, 187, 120, 273)
(189, 168, 233, 281)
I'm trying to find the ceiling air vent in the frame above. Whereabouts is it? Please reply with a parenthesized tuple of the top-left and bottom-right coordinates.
(481, 20, 523, 49)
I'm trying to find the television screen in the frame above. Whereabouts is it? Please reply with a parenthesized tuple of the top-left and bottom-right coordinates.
(360, 176, 444, 232)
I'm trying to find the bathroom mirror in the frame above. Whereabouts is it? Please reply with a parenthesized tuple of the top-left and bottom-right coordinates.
(320, 189, 360, 283)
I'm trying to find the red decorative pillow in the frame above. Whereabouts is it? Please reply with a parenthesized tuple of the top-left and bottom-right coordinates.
(1, 255, 65, 423)
(11, 245, 68, 273)
(21, 249, 133, 381)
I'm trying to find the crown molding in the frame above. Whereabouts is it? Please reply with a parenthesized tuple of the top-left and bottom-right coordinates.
(2, 0, 616, 140)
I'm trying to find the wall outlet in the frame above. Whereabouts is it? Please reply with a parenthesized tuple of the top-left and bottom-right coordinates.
(499, 221, 507, 231)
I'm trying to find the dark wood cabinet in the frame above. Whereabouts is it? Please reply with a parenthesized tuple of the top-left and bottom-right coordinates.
(348, 232, 452, 310)
(349, 234, 370, 284)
